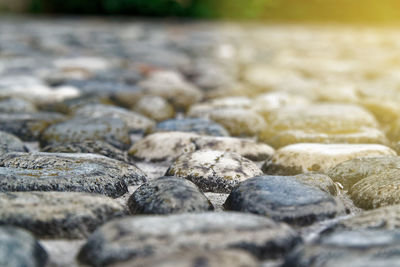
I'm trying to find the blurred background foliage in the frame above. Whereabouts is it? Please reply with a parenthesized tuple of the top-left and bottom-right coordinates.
(2, 0, 400, 22)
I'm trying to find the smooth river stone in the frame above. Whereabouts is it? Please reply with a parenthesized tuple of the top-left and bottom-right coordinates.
(258, 104, 387, 148)
(166, 150, 263, 193)
(0, 192, 125, 238)
(0, 131, 27, 154)
(77, 212, 301, 266)
(263, 143, 396, 175)
(133, 95, 175, 122)
(0, 97, 37, 113)
(0, 152, 146, 198)
(0, 226, 48, 267)
(224, 176, 344, 226)
(127, 176, 213, 215)
(154, 118, 229, 137)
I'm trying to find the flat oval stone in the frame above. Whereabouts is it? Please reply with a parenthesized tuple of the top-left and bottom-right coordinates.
(0, 192, 125, 238)
(283, 229, 400, 267)
(0, 131, 27, 154)
(0, 112, 65, 141)
(294, 173, 338, 195)
(41, 140, 134, 164)
(110, 249, 259, 267)
(0, 97, 37, 113)
(133, 95, 175, 122)
(166, 150, 263, 193)
(128, 176, 213, 215)
(259, 104, 387, 148)
(74, 104, 155, 133)
(40, 117, 132, 150)
(77, 212, 301, 266)
(154, 118, 229, 137)
(263, 143, 396, 175)
(349, 169, 400, 209)
(0, 226, 48, 267)
(328, 156, 400, 190)
(0, 152, 147, 198)
(224, 176, 345, 226)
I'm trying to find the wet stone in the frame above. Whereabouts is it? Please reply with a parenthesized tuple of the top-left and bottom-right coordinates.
(154, 118, 229, 137)
(127, 176, 214, 215)
(110, 249, 259, 267)
(0, 112, 65, 141)
(259, 104, 386, 148)
(73, 104, 155, 133)
(77, 212, 301, 266)
(0, 226, 48, 267)
(41, 140, 134, 164)
(0, 152, 147, 198)
(327, 156, 400, 190)
(40, 117, 132, 150)
(263, 143, 396, 175)
(133, 95, 175, 122)
(0, 192, 125, 239)
(224, 176, 345, 226)
(283, 229, 400, 267)
(166, 150, 263, 193)
(0, 131, 27, 154)
(0, 97, 37, 113)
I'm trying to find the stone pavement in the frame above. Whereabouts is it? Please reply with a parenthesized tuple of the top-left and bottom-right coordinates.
(2, 17, 400, 266)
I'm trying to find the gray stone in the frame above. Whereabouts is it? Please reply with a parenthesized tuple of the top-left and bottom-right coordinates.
(133, 95, 175, 122)
(0, 112, 65, 141)
(283, 229, 400, 267)
(127, 176, 214, 215)
(77, 212, 301, 266)
(74, 104, 155, 133)
(154, 118, 229, 137)
(41, 140, 134, 164)
(166, 150, 263, 193)
(40, 117, 132, 150)
(0, 152, 146, 198)
(0, 97, 37, 113)
(0, 226, 48, 267)
(0, 131, 27, 154)
(110, 249, 259, 267)
(224, 176, 345, 226)
(0, 192, 125, 239)
(294, 173, 339, 196)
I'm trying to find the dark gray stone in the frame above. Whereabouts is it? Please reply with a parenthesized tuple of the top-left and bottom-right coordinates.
(78, 212, 301, 266)
(224, 176, 345, 226)
(40, 117, 132, 150)
(283, 229, 400, 267)
(0, 131, 27, 154)
(0, 152, 147, 198)
(0, 192, 125, 239)
(41, 140, 134, 164)
(154, 118, 229, 137)
(0, 226, 48, 267)
(128, 176, 214, 215)
(0, 112, 65, 141)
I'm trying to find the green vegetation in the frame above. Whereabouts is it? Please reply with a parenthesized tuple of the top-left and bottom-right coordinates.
(23, 0, 400, 22)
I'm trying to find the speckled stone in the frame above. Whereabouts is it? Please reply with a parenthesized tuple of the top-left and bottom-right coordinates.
(224, 176, 345, 226)
(166, 150, 263, 193)
(128, 176, 213, 215)
(133, 95, 175, 122)
(154, 118, 229, 137)
(73, 104, 155, 133)
(327, 156, 400, 190)
(0, 152, 146, 198)
(0, 192, 125, 239)
(0, 97, 37, 113)
(77, 212, 301, 266)
(263, 143, 396, 175)
(283, 229, 400, 267)
(0, 131, 27, 154)
(41, 140, 134, 164)
(110, 249, 259, 267)
(0, 112, 65, 141)
(294, 173, 339, 195)
(0, 226, 48, 267)
(40, 117, 132, 150)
